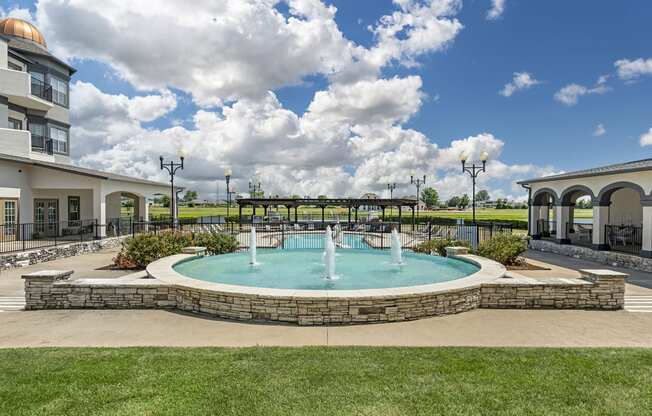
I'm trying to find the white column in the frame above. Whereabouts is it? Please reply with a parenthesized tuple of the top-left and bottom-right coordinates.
(138, 196, 149, 221)
(592, 205, 609, 250)
(92, 184, 106, 238)
(555, 205, 570, 243)
(530, 205, 546, 237)
(642, 205, 652, 257)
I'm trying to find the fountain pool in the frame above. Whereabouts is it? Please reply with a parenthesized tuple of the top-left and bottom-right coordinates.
(172, 249, 479, 290)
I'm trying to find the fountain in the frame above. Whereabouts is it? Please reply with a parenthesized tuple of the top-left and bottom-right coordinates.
(324, 226, 336, 279)
(249, 226, 257, 265)
(390, 228, 403, 265)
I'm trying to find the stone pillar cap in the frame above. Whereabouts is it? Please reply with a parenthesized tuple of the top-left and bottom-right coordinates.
(579, 269, 628, 278)
(181, 246, 207, 255)
(22, 270, 74, 280)
(445, 246, 469, 256)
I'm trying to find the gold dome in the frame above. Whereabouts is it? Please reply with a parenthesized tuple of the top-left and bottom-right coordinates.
(0, 18, 46, 47)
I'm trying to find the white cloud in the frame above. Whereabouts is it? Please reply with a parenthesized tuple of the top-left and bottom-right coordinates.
(554, 76, 610, 106)
(486, 0, 506, 20)
(640, 128, 652, 147)
(593, 123, 606, 137)
(29, 0, 549, 202)
(500, 72, 540, 97)
(615, 58, 652, 81)
(0, 6, 32, 20)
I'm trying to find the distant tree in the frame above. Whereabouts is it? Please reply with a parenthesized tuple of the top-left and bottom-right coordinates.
(459, 194, 470, 209)
(290, 194, 301, 199)
(183, 190, 198, 202)
(122, 199, 134, 208)
(160, 195, 170, 208)
(317, 195, 328, 200)
(476, 189, 490, 202)
(421, 187, 439, 209)
(447, 196, 461, 208)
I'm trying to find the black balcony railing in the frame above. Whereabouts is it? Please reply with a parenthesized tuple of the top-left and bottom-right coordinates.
(30, 76, 53, 102)
(31, 134, 53, 154)
(536, 219, 556, 239)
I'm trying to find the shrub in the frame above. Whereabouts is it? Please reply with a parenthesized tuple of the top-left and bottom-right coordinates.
(192, 232, 239, 255)
(413, 238, 470, 256)
(476, 234, 528, 265)
(116, 231, 238, 268)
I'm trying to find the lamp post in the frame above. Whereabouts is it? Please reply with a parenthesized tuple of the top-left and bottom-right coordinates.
(249, 178, 262, 197)
(387, 183, 396, 217)
(460, 151, 489, 224)
(224, 168, 232, 218)
(159, 152, 185, 225)
(410, 174, 426, 219)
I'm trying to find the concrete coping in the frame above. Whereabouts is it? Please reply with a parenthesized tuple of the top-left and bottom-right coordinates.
(579, 269, 629, 280)
(445, 246, 469, 257)
(181, 246, 207, 255)
(146, 250, 506, 300)
(21, 269, 73, 281)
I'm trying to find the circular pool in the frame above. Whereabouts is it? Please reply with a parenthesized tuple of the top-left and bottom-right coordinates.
(173, 249, 479, 290)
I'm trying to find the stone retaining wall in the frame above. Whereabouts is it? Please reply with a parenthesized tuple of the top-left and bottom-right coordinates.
(529, 239, 652, 273)
(23, 267, 627, 325)
(1, 236, 126, 271)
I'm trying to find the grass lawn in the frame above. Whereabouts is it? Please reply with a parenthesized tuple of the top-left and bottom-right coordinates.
(1, 347, 650, 415)
(146, 206, 593, 222)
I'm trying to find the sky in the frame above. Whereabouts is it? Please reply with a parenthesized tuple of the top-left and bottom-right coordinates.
(2, 0, 652, 202)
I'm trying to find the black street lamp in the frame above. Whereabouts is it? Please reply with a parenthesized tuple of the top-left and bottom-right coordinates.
(460, 151, 489, 224)
(160, 153, 184, 224)
(387, 182, 396, 217)
(410, 174, 426, 219)
(224, 168, 232, 217)
(249, 178, 262, 197)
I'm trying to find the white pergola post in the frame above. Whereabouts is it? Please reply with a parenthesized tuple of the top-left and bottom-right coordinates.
(642, 205, 652, 258)
(592, 204, 610, 250)
(555, 205, 570, 244)
(138, 196, 149, 222)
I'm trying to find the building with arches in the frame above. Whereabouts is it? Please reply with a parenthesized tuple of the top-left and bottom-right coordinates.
(519, 158, 652, 258)
(0, 19, 168, 241)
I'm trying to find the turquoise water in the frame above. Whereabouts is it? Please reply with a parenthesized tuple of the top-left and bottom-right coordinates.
(173, 249, 479, 290)
(283, 233, 370, 249)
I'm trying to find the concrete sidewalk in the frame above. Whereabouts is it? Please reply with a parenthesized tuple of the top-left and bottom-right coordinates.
(0, 308, 651, 348)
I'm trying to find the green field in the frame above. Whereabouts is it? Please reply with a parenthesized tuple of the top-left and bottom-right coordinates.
(0, 347, 649, 415)
(147, 206, 592, 222)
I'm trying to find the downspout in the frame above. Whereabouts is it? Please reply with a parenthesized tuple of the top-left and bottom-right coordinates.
(521, 183, 532, 236)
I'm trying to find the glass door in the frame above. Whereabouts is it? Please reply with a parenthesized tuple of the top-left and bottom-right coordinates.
(34, 199, 58, 237)
(1, 200, 18, 241)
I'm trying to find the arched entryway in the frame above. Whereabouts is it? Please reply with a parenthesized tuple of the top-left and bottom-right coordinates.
(530, 188, 558, 239)
(559, 185, 595, 246)
(593, 182, 646, 254)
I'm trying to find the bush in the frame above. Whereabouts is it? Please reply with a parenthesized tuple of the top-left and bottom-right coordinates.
(413, 238, 470, 256)
(192, 232, 239, 255)
(476, 234, 528, 265)
(115, 231, 238, 268)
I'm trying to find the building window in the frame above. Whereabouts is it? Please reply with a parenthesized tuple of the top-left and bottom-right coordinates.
(8, 61, 22, 71)
(48, 75, 68, 107)
(29, 122, 46, 151)
(8, 118, 23, 130)
(49, 126, 68, 154)
(68, 196, 80, 226)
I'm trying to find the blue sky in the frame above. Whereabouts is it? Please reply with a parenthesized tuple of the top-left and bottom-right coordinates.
(3, 0, 652, 200)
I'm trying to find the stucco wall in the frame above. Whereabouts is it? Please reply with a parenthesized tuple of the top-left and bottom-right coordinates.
(32, 188, 93, 222)
(609, 187, 642, 225)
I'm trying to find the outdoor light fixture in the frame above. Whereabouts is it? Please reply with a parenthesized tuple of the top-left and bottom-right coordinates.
(410, 174, 426, 218)
(224, 167, 232, 217)
(160, 154, 185, 225)
(249, 177, 262, 197)
(387, 183, 397, 216)
(460, 150, 489, 224)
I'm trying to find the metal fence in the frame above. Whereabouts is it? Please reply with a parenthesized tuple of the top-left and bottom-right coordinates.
(605, 224, 642, 255)
(0, 219, 98, 254)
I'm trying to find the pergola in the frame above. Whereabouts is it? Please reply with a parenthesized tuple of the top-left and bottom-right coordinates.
(236, 198, 418, 226)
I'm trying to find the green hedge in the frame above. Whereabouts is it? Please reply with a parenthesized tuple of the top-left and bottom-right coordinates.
(115, 231, 238, 268)
(476, 234, 528, 265)
(413, 239, 471, 257)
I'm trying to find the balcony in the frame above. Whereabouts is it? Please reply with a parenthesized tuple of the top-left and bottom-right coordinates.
(0, 128, 30, 158)
(0, 67, 53, 111)
(30, 134, 53, 155)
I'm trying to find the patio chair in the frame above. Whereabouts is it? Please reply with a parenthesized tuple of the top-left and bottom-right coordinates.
(293, 223, 302, 231)
(307, 223, 315, 231)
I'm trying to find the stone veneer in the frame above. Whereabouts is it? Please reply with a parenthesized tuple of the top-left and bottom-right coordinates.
(22, 247, 628, 325)
(1, 236, 126, 271)
(530, 239, 652, 273)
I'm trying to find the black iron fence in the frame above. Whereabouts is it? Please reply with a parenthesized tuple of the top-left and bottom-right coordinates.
(605, 224, 643, 255)
(0, 219, 98, 253)
(536, 219, 557, 239)
(0, 217, 513, 255)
